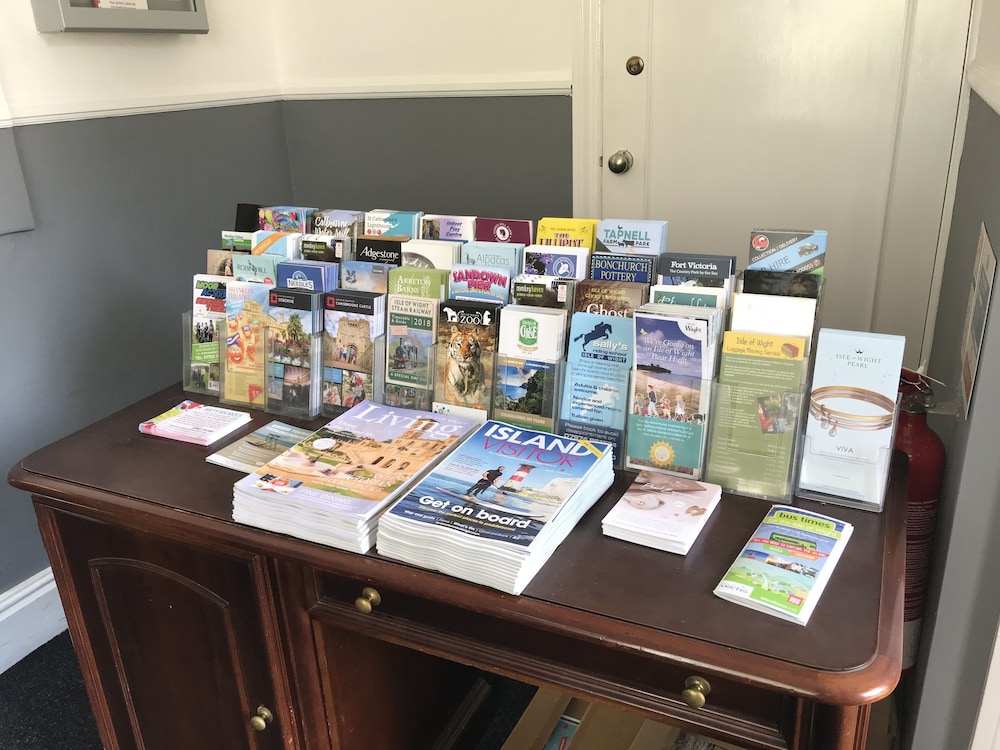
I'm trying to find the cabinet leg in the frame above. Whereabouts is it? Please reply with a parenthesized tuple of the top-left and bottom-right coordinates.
(814, 704, 871, 750)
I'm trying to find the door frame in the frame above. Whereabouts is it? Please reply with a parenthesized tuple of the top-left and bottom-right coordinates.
(572, 0, 973, 369)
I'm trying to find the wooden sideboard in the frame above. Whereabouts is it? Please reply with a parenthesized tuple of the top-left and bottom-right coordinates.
(7, 384, 904, 750)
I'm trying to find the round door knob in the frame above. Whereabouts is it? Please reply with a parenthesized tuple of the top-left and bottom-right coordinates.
(681, 676, 711, 709)
(625, 56, 645, 75)
(354, 586, 382, 614)
(607, 150, 634, 174)
(250, 705, 273, 731)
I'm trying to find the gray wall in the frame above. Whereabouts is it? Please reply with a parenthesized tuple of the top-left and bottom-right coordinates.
(0, 95, 572, 592)
(908, 91, 1000, 750)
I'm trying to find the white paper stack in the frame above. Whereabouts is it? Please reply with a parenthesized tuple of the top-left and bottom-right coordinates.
(377, 421, 615, 595)
(601, 471, 722, 555)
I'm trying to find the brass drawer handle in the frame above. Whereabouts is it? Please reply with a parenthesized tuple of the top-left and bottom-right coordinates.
(681, 676, 711, 708)
(249, 705, 273, 731)
(354, 586, 382, 614)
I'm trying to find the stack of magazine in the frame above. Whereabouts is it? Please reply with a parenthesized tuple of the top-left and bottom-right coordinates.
(231, 401, 479, 552)
(376, 421, 615, 595)
(601, 471, 723, 555)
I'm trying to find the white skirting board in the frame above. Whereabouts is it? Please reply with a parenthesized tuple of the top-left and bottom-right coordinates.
(0, 567, 67, 675)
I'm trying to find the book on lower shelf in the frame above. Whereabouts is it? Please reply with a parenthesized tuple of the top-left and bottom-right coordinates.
(601, 471, 722, 555)
(376, 421, 615, 595)
(138, 400, 251, 446)
(713, 504, 853, 625)
(206, 420, 313, 473)
(231, 401, 479, 553)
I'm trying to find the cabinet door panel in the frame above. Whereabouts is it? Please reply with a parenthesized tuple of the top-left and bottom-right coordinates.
(45, 508, 285, 750)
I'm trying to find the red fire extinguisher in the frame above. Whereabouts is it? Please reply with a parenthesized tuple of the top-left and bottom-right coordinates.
(894, 368, 946, 677)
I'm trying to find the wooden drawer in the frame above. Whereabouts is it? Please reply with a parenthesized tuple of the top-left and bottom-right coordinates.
(308, 569, 801, 750)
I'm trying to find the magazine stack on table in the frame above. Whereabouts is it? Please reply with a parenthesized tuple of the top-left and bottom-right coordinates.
(601, 470, 723, 555)
(231, 401, 479, 553)
(376, 421, 615, 595)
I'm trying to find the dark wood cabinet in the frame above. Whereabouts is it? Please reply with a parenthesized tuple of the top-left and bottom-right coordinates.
(9, 385, 905, 750)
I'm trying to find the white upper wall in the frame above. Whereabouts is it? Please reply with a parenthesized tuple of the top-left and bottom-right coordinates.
(0, 0, 573, 126)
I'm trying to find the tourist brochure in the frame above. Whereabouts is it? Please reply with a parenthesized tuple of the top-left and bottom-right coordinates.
(713, 504, 853, 625)
(231, 401, 479, 552)
(601, 471, 723, 555)
(206, 420, 313, 473)
(376, 421, 615, 595)
(797, 328, 905, 511)
(138, 400, 251, 447)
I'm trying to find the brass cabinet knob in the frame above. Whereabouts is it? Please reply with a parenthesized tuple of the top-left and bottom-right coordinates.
(681, 676, 711, 709)
(249, 705, 273, 732)
(354, 586, 382, 614)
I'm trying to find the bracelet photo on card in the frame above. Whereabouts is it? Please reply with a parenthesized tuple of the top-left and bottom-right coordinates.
(808, 386, 896, 437)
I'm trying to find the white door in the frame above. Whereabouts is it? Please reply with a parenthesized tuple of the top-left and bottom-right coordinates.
(575, 0, 972, 367)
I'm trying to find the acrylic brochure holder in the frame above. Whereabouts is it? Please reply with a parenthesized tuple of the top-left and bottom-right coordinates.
(265, 325, 323, 420)
(558, 359, 629, 468)
(795, 391, 901, 512)
(704, 381, 808, 502)
(624, 371, 713, 478)
(322, 334, 386, 419)
(492, 353, 565, 434)
(182, 310, 221, 397)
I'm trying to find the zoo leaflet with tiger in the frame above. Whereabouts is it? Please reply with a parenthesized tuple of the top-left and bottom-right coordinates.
(434, 299, 502, 415)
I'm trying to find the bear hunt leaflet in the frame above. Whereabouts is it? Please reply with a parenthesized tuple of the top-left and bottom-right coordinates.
(714, 504, 853, 625)
(704, 330, 809, 500)
(139, 400, 251, 447)
(376, 420, 615, 595)
(221, 280, 272, 407)
(434, 299, 502, 414)
(558, 312, 634, 465)
(625, 307, 721, 479)
(232, 400, 479, 553)
(601, 470, 723, 555)
(265, 287, 324, 419)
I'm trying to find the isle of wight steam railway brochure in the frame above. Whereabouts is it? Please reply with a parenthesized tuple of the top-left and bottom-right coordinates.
(376, 421, 615, 595)
(558, 312, 634, 464)
(713, 505, 853, 625)
(601, 471, 723, 555)
(232, 401, 478, 552)
(797, 328, 905, 511)
(206, 420, 313, 473)
(139, 400, 251, 447)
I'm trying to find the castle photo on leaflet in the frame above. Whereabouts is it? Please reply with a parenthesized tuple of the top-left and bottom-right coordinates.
(271, 417, 459, 497)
